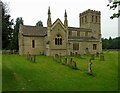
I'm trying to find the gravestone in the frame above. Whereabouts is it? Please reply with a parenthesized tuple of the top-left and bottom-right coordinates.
(33, 55, 36, 63)
(96, 52, 99, 57)
(54, 54, 59, 62)
(59, 53, 62, 62)
(63, 56, 67, 64)
(72, 61, 77, 69)
(88, 59, 93, 75)
(91, 54, 95, 60)
(70, 58, 73, 65)
(100, 54, 104, 61)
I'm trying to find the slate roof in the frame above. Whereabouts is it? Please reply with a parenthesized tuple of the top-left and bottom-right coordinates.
(21, 25, 47, 36)
(20, 25, 93, 37)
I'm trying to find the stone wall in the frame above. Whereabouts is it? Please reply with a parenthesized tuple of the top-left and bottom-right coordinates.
(19, 36, 45, 55)
(69, 41, 102, 55)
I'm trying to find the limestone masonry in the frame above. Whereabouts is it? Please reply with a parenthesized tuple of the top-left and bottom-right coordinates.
(19, 7, 102, 56)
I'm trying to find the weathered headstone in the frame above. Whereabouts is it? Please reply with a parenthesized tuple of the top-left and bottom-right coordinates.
(72, 61, 77, 69)
(100, 54, 104, 61)
(88, 59, 93, 75)
(59, 53, 62, 62)
(70, 58, 73, 65)
(63, 56, 67, 64)
(54, 54, 59, 62)
(96, 52, 99, 57)
(33, 55, 36, 63)
(91, 54, 95, 60)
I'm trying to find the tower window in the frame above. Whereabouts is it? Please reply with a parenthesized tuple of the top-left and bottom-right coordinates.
(85, 16, 87, 23)
(55, 35, 62, 45)
(93, 44, 97, 50)
(73, 43, 79, 50)
(96, 16, 97, 22)
(92, 15, 94, 22)
(32, 40, 35, 48)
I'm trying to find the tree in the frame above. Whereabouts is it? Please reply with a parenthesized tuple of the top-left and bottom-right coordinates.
(102, 37, 120, 49)
(11, 17, 24, 50)
(107, 0, 120, 19)
(36, 20, 43, 27)
(2, 2, 14, 49)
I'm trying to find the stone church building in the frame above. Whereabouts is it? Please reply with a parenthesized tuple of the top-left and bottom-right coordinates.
(19, 7, 102, 56)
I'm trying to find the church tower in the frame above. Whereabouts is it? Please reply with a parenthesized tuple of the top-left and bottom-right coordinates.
(79, 9, 101, 41)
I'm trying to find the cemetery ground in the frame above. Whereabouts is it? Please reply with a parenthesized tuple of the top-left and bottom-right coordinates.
(2, 51, 118, 91)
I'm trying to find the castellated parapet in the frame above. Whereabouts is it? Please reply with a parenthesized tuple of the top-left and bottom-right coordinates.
(80, 9, 101, 16)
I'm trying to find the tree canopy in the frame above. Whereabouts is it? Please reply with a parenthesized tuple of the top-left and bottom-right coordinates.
(2, 2, 24, 50)
(102, 37, 120, 49)
(107, 0, 120, 19)
(36, 20, 43, 27)
(11, 17, 24, 50)
(2, 2, 14, 49)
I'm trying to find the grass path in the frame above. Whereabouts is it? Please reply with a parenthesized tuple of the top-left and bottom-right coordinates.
(2, 51, 118, 91)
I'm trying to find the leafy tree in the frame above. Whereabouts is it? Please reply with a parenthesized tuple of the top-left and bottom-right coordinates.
(102, 38, 109, 49)
(102, 36, 120, 49)
(11, 17, 24, 50)
(2, 2, 14, 49)
(36, 20, 43, 27)
(107, 0, 120, 19)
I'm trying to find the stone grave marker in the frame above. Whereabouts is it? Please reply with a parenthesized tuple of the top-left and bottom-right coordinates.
(96, 52, 99, 57)
(91, 54, 95, 60)
(72, 61, 77, 69)
(100, 54, 104, 61)
(33, 55, 36, 63)
(88, 59, 93, 75)
(63, 56, 67, 64)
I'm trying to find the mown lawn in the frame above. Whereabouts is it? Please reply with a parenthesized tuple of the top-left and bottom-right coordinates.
(2, 51, 118, 91)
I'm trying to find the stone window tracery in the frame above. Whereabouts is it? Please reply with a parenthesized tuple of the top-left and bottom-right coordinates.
(55, 35, 62, 45)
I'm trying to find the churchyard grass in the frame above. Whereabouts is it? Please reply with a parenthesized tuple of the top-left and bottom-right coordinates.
(2, 51, 118, 91)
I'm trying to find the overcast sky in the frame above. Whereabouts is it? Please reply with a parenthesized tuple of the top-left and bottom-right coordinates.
(2, 0, 119, 38)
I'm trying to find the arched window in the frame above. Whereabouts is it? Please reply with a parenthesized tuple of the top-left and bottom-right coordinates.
(55, 35, 62, 45)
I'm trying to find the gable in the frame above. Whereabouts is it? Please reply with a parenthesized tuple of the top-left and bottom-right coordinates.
(51, 18, 66, 32)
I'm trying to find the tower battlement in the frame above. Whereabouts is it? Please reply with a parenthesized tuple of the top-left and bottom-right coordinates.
(80, 9, 101, 16)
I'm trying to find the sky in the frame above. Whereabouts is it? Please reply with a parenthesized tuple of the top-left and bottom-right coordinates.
(2, 0, 119, 38)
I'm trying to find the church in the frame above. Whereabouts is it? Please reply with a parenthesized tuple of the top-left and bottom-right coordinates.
(19, 7, 102, 56)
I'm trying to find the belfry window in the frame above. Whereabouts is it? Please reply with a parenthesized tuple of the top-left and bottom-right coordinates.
(55, 35, 62, 45)
(96, 16, 97, 22)
(92, 15, 94, 22)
